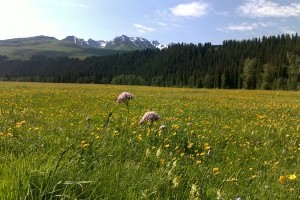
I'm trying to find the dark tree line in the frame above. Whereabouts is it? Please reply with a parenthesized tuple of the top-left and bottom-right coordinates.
(0, 34, 299, 90)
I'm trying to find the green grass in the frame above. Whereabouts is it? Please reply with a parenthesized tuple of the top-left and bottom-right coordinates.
(0, 82, 299, 199)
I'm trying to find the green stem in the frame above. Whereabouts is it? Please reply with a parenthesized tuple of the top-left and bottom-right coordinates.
(125, 101, 130, 131)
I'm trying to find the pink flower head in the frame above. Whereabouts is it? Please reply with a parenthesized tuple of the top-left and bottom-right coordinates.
(139, 111, 161, 124)
(116, 92, 134, 103)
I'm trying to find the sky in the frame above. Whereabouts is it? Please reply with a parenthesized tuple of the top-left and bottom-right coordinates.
(0, 0, 299, 44)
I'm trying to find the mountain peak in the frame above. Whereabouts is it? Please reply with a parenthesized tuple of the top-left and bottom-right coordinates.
(87, 39, 107, 48)
(104, 35, 156, 50)
(62, 36, 89, 48)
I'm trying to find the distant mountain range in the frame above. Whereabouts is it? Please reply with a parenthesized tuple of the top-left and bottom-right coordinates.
(0, 35, 167, 60)
(62, 35, 167, 50)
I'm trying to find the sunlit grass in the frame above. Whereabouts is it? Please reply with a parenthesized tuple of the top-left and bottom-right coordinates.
(0, 82, 299, 199)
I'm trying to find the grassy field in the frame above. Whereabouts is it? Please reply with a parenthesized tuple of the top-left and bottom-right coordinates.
(0, 82, 299, 199)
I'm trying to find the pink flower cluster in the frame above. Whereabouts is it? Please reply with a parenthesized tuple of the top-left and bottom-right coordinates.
(139, 111, 161, 124)
(116, 92, 134, 103)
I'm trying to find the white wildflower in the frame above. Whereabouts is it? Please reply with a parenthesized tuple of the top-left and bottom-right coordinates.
(145, 148, 151, 157)
(156, 146, 162, 158)
(189, 184, 200, 200)
(159, 125, 166, 130)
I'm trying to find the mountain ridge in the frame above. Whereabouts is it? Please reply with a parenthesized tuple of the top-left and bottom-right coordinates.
(61, 35, 167, 50)
(0, 35, 167, 60)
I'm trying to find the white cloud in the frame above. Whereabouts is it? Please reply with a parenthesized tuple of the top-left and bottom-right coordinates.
(170, 1, 210, 17)
(238, 0, 300, 17)
(133, 24, 155, 34)
(281, 27, 297, 35)
(220, 22, 272, 31)
(226, 23, 254, 31)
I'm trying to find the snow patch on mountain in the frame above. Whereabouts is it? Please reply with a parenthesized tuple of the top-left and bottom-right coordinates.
(152, 40, 167, 50)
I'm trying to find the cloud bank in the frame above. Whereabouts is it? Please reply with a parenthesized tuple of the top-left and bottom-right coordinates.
(238, 0, 300, 17)
(170, 1, 210, 17)
(224, 22, 272, 31)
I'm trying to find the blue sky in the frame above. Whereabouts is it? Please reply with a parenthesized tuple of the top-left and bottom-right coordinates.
(0, 0, 299, 44)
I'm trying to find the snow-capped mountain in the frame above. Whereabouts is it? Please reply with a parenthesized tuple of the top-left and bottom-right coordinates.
(151, 40, 168, 50)
(87, 39, 107, 48)
(106, 35, 155, 50)
(61, 35, 166, 50)
(62, 36, 90, 48)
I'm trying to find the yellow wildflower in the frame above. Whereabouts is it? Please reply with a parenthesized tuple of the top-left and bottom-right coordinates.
(81, 143, 89, 148)
(250, 175, 257, 179)
(279, 176, 286, 184)
(7, 133, 13, 137)
(16, 120, 26, 128)
(160, 158, 165, 165)
(257, 114, 266, 119)
(204, 143, 211, 150)
(172, 177, 180, 188)
(196, 160, 202, 165)
(81, 140, 89, 148)
(288, 174, 296, 181)
(187, 142, 194, 149)
(226, 177, 237, 182)
(213, 167, 219, 175)
(137, 134, 142, 142)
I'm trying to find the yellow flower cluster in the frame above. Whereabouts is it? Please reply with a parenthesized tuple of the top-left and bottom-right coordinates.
(16, 120, 26, 128)
(279, 174, 297, 184)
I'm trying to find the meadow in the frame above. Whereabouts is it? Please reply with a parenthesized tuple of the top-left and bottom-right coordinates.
(0, 82, 299, 199)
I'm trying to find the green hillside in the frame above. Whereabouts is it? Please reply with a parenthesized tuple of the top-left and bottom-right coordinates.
(0, 36, 127, 60)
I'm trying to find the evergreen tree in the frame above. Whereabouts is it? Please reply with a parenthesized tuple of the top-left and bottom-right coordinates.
(221, 71, 227, 89)
(242, 58, 257, 89)
(287, 53, 300, 90)
(261, 64, 277, 90)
